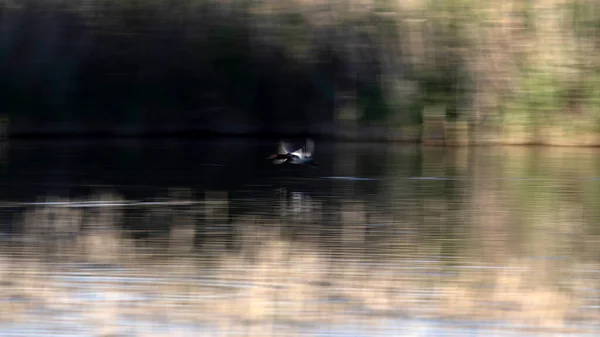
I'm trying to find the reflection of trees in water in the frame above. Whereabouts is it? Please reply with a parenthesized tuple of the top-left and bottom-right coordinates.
(8, 173, 597, 264)
(0, 146, 599, 331)
(2, 187, 598, 330)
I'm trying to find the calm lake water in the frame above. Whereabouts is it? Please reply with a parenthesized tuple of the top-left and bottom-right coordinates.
(0, 139, 599, 336)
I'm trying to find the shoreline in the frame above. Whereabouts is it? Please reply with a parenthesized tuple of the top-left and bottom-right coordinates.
(3, 130, 600, 148)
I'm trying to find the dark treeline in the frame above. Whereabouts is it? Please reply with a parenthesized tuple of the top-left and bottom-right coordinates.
(3, 0, 600, 144)
(1, 0, 404, 138)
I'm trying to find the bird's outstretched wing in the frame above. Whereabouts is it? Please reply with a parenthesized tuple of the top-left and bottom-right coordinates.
(288, 140, 304, 158)
(304, 138, 314, 157)
(277, 141, 291, 155)
(276, 139, 310, 158)
(290, 148, 303, 158)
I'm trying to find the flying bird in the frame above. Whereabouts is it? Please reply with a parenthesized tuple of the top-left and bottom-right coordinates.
(267, 138, 318, 167)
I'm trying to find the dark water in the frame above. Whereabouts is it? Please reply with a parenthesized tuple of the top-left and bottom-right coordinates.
(0, 139, 382, 198)
(0, 138, 461, 211)
(0, 139, 599, 336)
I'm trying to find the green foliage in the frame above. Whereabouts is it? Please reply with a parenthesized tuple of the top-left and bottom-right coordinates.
(358, 83, 390, 124)
(4, 0, 600, 139)
(579, 73, 600, 131)
(505, 69, 563, 125)
(278, 12, 311, 60)
(418, 65, 467, 122)
(209, 24, 257, 110)
(567, 0, 600, 38)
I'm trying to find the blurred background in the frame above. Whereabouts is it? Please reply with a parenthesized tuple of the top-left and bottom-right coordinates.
(2, 0, 600, 144)
(1, 0, 600, 336)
